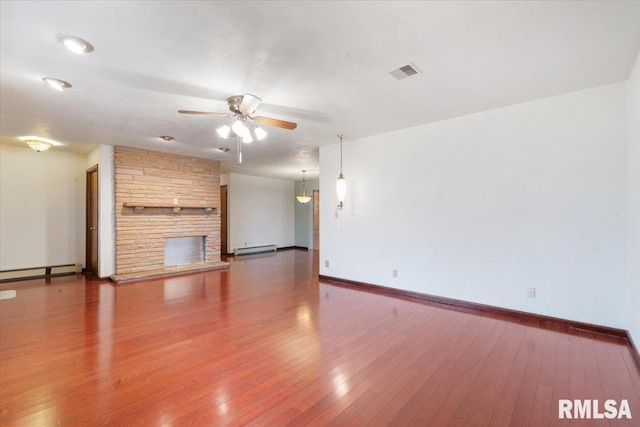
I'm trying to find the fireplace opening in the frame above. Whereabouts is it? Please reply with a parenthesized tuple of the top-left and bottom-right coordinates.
(164, 236, 206, 267)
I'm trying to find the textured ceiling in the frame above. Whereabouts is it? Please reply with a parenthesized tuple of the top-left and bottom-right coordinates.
(1, 1, 639, 180)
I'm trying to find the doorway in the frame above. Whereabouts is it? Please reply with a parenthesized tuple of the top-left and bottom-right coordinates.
(86, 165, 99, 277)
(221, 185, 228, 255)
(313, 190, 319, 251)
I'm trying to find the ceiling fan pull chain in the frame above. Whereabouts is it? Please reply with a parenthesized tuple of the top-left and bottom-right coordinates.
(236, 136, 242, 165)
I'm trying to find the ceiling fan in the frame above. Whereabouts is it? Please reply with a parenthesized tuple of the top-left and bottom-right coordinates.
(179, 94, 297, 164)
(179, 94, 296, 136)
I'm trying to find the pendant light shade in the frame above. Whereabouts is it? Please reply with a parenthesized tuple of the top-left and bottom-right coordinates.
(336, 173, 346, 204)
(336, 134, 346, 209)
(296, 194, 312, 204)
(296, 170, 312, 204)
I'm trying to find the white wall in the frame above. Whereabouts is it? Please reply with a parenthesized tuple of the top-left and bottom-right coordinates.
(0, 145, 86, 269)
(87, 145, 115, 278)
(627, 53, 640, 345)
(228, 173, 294, 252)
(320, 82, 628, 329)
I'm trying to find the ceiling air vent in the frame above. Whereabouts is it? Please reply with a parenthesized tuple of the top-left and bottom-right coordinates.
(389, 64, 420, 80)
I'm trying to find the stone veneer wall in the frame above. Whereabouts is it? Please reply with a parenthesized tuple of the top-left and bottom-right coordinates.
(114, 147, 220, 275)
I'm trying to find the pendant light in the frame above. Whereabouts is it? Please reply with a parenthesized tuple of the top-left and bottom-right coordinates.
(336, 134, 346, 209)
(296, 170, 312, 204)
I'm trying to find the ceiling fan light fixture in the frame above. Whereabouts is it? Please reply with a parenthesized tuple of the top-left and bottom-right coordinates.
(57, 34, 94, 54)
(43, 77, 72, 91)
(254, 127, 267, 141)
(178, 94, 298, 164)
(217, 125, 231, 138)
(232, 118, 247, 137)
(239, 94, 262, 115)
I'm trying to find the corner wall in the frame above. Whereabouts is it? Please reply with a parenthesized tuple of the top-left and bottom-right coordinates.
(627, 53, 640, 345)
(320, 82, 628, 329)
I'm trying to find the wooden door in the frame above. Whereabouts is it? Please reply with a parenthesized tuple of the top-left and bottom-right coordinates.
(221, 185, 228, 255)
(313, 190, 319, 251)
(86, 165, 99, 276)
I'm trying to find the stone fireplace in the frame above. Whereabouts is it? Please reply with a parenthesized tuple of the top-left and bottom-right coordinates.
(112, 147, 228, 282)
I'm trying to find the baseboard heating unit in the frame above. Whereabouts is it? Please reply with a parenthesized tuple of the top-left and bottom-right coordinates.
(234, 244, 277, 256)
(0, 263, 81, 282)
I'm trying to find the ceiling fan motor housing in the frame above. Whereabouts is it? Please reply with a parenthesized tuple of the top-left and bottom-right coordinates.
(227, 95, 244, 113)
(179, 93, 296, 130)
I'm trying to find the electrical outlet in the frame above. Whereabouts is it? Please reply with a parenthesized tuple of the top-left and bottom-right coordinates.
(325, 260, 330, 268)
(173, 198, 178, 205)
(392, 269, 398, 278)
(527, 287, 536, 298)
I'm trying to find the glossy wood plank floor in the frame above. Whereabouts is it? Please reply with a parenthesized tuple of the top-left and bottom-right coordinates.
(1, 250, 639, 426)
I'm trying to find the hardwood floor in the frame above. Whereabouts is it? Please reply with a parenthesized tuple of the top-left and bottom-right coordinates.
(1, 250, 638, 426)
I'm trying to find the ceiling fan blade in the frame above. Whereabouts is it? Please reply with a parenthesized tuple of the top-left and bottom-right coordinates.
(254, 116, 297, 130)
(178, 110, 228, 116)
(239, 94, 262, 115)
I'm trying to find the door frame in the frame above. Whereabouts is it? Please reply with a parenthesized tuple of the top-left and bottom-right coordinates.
(313, 190, 319, 251)
(221, 184, 228, 256)
(86, 164, 99, 276)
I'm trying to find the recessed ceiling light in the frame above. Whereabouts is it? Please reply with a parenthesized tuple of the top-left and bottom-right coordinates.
(57, 34, 94, 54)
(42, 77, 72, 91)
(217, 147, 230, 152)
(159, 136, 174, 141)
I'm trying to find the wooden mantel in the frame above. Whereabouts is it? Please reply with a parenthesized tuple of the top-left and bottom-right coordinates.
(123, 202, 216, 214)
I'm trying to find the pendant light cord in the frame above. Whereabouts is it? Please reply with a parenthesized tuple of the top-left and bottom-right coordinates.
(339, 134, 344, 174)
